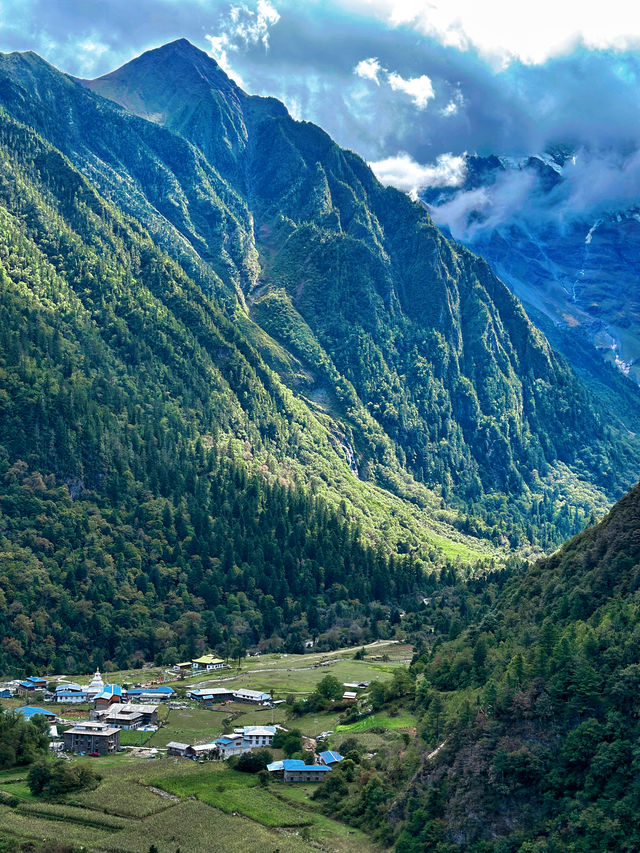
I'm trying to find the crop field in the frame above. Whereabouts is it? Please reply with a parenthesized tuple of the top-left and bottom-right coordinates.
(0, 757, 378, 853)
(152, 766, 309, 826)
(335, 710, 416, 732)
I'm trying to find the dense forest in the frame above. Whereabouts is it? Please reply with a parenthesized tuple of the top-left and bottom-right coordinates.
(0, 41, 637, 675)
(0, 41, 634, 555)
(314, 484, 640, 851)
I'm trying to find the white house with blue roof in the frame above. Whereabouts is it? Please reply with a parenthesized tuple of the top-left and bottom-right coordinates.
(55, 683, 88, 703)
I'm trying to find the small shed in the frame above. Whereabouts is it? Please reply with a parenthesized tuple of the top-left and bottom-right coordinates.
(319, 750, 344, 767)
(185, 743, 217, 760)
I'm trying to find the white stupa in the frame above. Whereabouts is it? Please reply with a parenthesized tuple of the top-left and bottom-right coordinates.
(86, 668, 105, 697)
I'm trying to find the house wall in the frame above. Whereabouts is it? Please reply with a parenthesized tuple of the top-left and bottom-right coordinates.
(283, 770, 327, 782)
(63, 731, 119, 754)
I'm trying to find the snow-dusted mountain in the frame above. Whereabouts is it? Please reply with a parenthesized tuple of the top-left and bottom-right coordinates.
(423, 150, 640, 400)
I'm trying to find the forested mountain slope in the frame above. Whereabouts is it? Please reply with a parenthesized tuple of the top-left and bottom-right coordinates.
(0, 41, 638, 674)
(0, 110, 425, 675)
(345, 482, 640, 851)
(0, 41, 634, 550)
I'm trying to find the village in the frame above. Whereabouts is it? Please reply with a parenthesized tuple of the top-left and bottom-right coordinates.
(0, 640, 416, 847)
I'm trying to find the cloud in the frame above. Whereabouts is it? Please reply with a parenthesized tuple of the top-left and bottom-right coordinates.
(428, 167, 537, 238)
(228, 0, 280, 49)
(363, 0, 640, 65)
(387, 71, 434, 108)
(369, 151, 467, 198)
(353, 53, 435, 110)
(425, 146, 640, 241)
(354, 56, 382, 83)
(205, 1, 280, 87)
(440, 87, 464, 116)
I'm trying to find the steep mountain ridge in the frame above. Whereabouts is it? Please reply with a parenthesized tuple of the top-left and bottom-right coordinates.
(0, 42, 636, 550)
(388, 479, 640, 851)
(87, 43, 639, 544)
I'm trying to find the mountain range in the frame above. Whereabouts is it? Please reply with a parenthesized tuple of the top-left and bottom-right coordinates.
(0, 39, 637, 672)
(1, 35, 640, 852)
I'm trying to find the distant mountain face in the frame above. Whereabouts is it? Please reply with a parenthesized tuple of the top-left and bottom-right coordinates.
(0, 39, 637, 565)
(423, 150, 640, 395)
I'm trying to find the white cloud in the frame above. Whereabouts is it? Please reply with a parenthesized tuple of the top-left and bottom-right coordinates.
(229, 0, 280, 49)
(440, 87, 464, 117)
(353, 56, 435, 109)
(345, 0, 640, 65)
(205, 0, 280, 87)
(354, 56, 382, 84)
(369, 151, 467, 198)
(387, 71, 434, 108)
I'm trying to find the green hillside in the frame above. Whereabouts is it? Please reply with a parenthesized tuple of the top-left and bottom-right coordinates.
(0, 41, 637, 677)
(325, 483, 640, 851)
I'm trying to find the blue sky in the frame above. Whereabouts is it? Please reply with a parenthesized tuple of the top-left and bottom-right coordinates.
(3, 1, 640, 204)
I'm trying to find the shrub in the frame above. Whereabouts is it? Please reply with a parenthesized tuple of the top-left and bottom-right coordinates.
(235, 750, 273, 773)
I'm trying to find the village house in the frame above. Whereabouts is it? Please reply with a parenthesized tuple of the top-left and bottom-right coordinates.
(342, 691, 358, 703)
(173, 662, 193, 676)
(125, 686, 174, 702)
(234, 688, 271, 705)
(185, 743, 217, 760)
(63, 721, 120, 754)
(17, 706, 57, 723)
(212, 734, 246, 759)
(54, 683, 88, 704)
(191, 654, 225, 671)
(104, 706, 144, 730)
(94, 684, 123, 710)
(238, 725, 276, 748)
(268, 759, 332, 782)
(166, 741, 189, 757)
(17, 676, 47, 696)
(93, 703, 158, 729)
(188, 687, 235, 705)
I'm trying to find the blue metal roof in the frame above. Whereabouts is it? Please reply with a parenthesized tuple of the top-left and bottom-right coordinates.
(319, 750, 344, 764)
(95, 684, 122, 699)
(282, 759, 330, 771)
(18, 706, 54, 719)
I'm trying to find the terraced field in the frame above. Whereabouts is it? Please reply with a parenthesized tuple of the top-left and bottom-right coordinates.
(0, 758, 378, 853)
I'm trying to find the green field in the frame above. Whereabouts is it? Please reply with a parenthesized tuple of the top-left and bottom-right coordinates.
(0, 757, 377, 853)
(335, 711, 417, 733)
